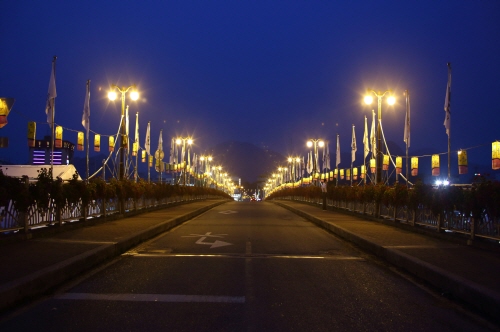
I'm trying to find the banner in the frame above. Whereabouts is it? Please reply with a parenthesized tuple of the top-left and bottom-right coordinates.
(395, 156, 402, 174)
(55, 126, 63, 148)
(109, 136, 115, 152)
(411, 157, 418, 176)
(360, 165, 366, 179)
(353, 167, 358, 180)
(432, 154, 440, 176)
(382, 154, 389, 171)
(27, 122, 36, 147)
(94, 134, 100, 152)
(77, 131, 84, 151)
(142, 150, 146, 163)
(370, 158, 376, 173)
(458, 150, 468, 174)
(493, 142, 500, 170)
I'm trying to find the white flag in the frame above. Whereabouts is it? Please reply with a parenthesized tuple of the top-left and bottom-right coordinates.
(170, 138, 175, 164)
(370, 110, 376, 157)
(134, 112, 139, 144)
(125, 106, 130, 153)
(307, 152, 312, 174)
(82, 80, 90, 138)
(158, 130, 163, 159)
(443, 63, 451, 136)
(45, 57, 57, 128)
(363, 115, 369, 160)
(325, 142, 330, 170)
(351, 125, 357, 163)
(336, 134, 341, 168)
(145, 121, 151, 155)
(404, 90, 410, 148)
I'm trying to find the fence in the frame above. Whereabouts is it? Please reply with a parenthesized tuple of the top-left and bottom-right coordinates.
(0, 194, 216, 235)
(279, 195, 500, 241)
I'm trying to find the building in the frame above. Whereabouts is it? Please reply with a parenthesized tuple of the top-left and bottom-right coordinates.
(29, 135, 74, 166)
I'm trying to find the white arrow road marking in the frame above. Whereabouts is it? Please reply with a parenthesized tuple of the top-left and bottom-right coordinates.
(182, 232, 233, 249)
(195, 237, 233, 248)
(219, 210, 238, 214)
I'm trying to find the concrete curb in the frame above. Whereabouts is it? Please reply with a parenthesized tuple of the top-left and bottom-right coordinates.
(0, 200, 227, 313)
(273, 201, 500, 323)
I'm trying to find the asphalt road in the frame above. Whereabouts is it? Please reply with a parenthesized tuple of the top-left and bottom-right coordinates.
(0, 202, 495, 331)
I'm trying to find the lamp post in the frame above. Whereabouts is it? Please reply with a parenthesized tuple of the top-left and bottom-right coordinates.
(199, 155, 212, 187)
(108, 85, 139, 180)
(175, 137, 193, 186)
(307, 139, 324, 184)
(364, 90, 395, 184)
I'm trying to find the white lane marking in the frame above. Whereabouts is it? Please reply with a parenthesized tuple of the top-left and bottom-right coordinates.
(219, 210, 238, 214)
(129, 253, 364, 260)
(55, 293, 245, 303)
(195, 237, 232, 248)
(182, 232, 227, 238)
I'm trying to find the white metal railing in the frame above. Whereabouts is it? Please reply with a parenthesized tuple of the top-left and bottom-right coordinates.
(277, 196, 500, 241)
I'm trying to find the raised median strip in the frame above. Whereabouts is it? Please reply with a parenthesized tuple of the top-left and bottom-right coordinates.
(0, 200, 228, 313)
(273, 200, 500, 323)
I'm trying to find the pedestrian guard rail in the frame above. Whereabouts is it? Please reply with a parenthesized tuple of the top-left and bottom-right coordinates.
(277, 196, 500, 242)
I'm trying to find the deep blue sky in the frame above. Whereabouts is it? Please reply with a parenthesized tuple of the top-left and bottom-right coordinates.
(1, 1, 499, 178)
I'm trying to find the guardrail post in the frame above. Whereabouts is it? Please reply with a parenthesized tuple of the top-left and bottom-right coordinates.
(21, 176, 29, 234)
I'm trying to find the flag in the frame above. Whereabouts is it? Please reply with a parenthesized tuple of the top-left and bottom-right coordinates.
(125, 105, 130, 152)
(302, 156, 305, 176)
(306, 152, 312, 174)
(81, 80, 90, 138)
(370, 110, 376, 157)
(404, 90, 410, 147)
(145, 121, 151, 155)
(325, 142, 330, 170)
(134, 112, 139, 145)
(170, 138, 175, 164)
(363, 115, 369, 160)
(158, 130, 163, 158)
(45, 57, 57, 128)
(336, 134, 341, 168)
(351, 125, 357, 163)
(444, 63, 451, 136)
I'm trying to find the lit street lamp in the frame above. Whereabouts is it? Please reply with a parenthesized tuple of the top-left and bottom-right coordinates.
(108, 85, 139, 180)
(288, 156, 302, 184)
(307, 139, 324, 183)
(176, 137, 193, 186)
(364, 90, 395, 184)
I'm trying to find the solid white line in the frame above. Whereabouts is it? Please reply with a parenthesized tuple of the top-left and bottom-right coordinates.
(129, 253, 364, 260)
(55, 293, 245, 303)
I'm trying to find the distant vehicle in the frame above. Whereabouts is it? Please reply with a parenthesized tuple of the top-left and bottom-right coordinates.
(250, 197, 256, 202)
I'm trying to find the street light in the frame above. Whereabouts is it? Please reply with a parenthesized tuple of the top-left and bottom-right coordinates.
(364, 90, 395, 184)
(307, 139, 324, 183)
(175, 137, 193, 185)
(108, 85, 139, 180)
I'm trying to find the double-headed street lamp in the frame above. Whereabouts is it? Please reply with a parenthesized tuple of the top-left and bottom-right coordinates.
(199, 155, 212, 187)
(175, 137, 193, 186)
(307, 139, 324, 183)
(364, 90, 395, 184)
(108, 85, 139, 180)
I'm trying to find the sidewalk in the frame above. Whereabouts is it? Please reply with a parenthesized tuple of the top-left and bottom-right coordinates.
(0, 199, 228, 314)
(273, 200, 500, 324)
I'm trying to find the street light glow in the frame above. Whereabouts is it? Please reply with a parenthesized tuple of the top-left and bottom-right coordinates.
(318, 141, 325, 148)
(108, 91, 117, 101)
(187, 139, 193, 145)
(130, 91, 139, 101)
(387, 96, 396, 105)
(307, 141, 313, 148)
(364, 95, 373, 105)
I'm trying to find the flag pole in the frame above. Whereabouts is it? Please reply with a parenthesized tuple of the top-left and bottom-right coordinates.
(86, 80, 90, 182)
(445, 63, 452, 181)
(50, 56, 57, 177)
(405, 90, 409, 187)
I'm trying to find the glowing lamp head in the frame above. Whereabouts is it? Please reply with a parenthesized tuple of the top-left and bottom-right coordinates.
(364, 95, 373, 105)
(387, 96, 396, 105)
(130, 91, 139, 101)
(187, 139, 193, 145)
(307, 141, 313, 148)
(108, 91, 118, 101)
(288, 157, 292, 162)
(318, 141, 325, 148)
(176, 138, 182, 145)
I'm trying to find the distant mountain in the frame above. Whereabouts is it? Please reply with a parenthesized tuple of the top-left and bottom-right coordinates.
(204, 141, 285, 184)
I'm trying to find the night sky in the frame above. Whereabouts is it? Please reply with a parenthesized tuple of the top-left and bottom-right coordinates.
(1, 1, 499, 181)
